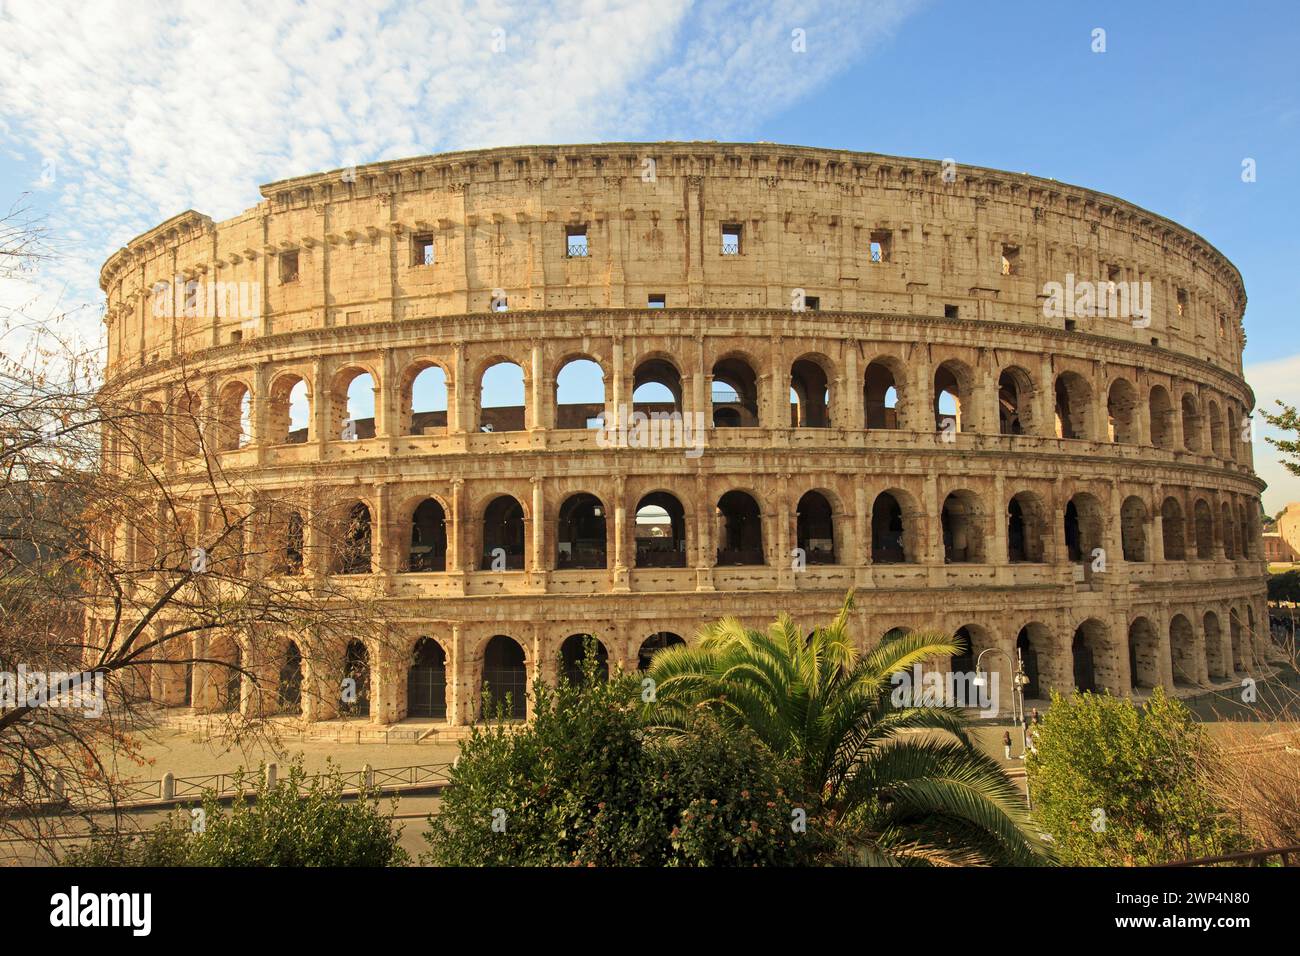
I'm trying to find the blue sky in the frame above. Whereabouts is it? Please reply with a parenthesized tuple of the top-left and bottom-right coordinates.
(2, 0, 1297, 506)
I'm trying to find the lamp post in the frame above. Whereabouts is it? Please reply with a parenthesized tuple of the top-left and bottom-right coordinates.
(973, 646, 1032, 809)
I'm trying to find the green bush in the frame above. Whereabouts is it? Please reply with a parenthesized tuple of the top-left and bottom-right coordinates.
(1026, 688, 1245, 865)
(62, 760, 408, 867)
(422, 655, 820, 866)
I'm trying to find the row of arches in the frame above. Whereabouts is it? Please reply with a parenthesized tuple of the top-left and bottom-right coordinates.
(182, 349, 1247, 462)
(277, 486, 1257, 576)
(182, 602, 1262, 724)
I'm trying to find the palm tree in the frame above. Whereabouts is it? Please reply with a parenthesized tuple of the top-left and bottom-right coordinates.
(643, 591, 1049, 866)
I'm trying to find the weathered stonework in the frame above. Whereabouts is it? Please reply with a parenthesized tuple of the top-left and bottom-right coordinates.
(97, 142, 1269, 723)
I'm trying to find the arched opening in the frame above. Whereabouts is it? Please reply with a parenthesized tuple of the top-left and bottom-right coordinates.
(871, 491, 909, 563)
(635, 492, 686, 568)
(407, 637, 447, 719)
(716, 490, 764, 565)
(1193, 499, 1214, 559)
(1016, 624, 1051, 699)
(790, 358, 831, 427)
(632, 358, 682, 418)
(864, 359, 901, 429)
(1064, 493, 1104, 563)
(796, 491, 836, 564)
(1007, 492, 1046, 563)
(941, 490, 986, 563)
(1169, 615, 1198, 686)
(555, 358, 606, 430)
(1181, 393, 1204, 452)
(1220, 503, 1236, 560)
(1226, 406, 1240, 461)
(1204, 611, 1226, 678)
(1054, 372, 1093, 440)
(480, 636, 527, 719)
(637, 632, 685, 670)
(342, 640, 370, 717)
(556, 493, 607, 569)
(277, 641, 303, 714)
(998, 367, 1034, 435)
(951, 626, 977, 676)
(1208, 400, 1226, 457)
(479, 361, 526, 432)
(1229, 611, 1247, 673)
(269, 374, 311, 444)
(560, 634, 609, 686)
(481, 496, 525, 570)
(270, 509, 305, 575)
(1161, 497, 1186, 560)
(407, 498, 447, 572)
(335, 503, 372, 575)
(933, 360, 972, 434)
(207, 635, 242, 713)
(216, 381, 252, 451)
(712, 356, 759, 427)
(1072, 624, 1098, 693)
(405, 363, 448, 435)
(1120, 497, 1147, 562)
(1149, 386, 1175, 449)
(1107, 378, 1139, 443)
(331, 368, 376, 441)
(1128, 618, 1160, 689)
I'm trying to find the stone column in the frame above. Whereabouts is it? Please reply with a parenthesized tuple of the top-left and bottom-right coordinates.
(530, 476, 546, 573)
(612, 473, 629, 591)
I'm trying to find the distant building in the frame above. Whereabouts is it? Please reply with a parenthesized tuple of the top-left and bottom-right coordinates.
(1264, 531, 1299, 564)
(1277, 502, 1300, 557)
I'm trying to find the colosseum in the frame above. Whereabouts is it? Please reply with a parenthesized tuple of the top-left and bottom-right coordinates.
(96, 141, 1270, 725)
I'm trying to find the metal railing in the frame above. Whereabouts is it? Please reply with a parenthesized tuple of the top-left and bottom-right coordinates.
(1157, 844, 1300, 867)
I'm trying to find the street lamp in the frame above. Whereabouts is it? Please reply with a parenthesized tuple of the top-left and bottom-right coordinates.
(973, 646, 1032, 809)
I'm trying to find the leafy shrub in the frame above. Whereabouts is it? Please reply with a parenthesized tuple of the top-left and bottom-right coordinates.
(1026, 688, 1245, 865)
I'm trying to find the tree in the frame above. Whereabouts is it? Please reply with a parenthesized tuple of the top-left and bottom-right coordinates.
(1262, 400, 1300, 477)
(422, 654, 820, 866)
(61, 760, 407, 866)
(1026, 688, 1244, 865)
(643, 592, 1047, 866)
(1268, 569, 1300, 603)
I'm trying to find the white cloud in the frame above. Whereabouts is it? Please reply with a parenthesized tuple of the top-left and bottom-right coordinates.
(0, 0, 922, 353)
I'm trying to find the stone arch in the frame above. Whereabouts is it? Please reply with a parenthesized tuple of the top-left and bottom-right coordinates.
(407, 636, 448, 719)
(1064, 492, 1105, 563)
(560, 633, 610, 685)
(1207, 398, 1226, 457)
(934, 358, 975, 434)
(554, 356, 606, 430)
(1193, 498, 1214, 559)
(1007, 490, 1047, 562)
(215, 379, 252, 451)
(790, 354, 833, 428)
(1127, 617, 1160, 689)
(941, 489, 987, 564)
(480, 634, 528, 719)
(796, 490, 836, 564)
(1169, 613, 1199, 686)
(872, 489, 916, 563)
(1181, 392, 1204, 452)
(632, 356, 683, 416)
(1220, 501, 1236, 560)
(481, 495, 526, 570)
(406, 497, 448, 572)
(997, 366, 1035, 436)
(1161, 496, 1186, 560)
(711, 353, 760, 427)
(1120, 496, 1148, 562)
(556, 492, 607, 569)
(341, 639, 371, 718)
(1229, 609, 1248, 672)
(1016, 622, 1061, 698)
(1054, 371, 1094, 440)
(479, 359, 526, 432)
(634, 491, 687, 568)
(329, 364, 379, 441)
(637, 632, 685, 670)
(1149, 385, 1175, 449)
(1203, 610, 1227, 679)
(716, 490, 764, 565)
(401, 359, 449, 435)
(332, 500, 373, 574)
(864, 356, 904, 429)
(1072, 618, 1118, 693)
(1107, 377, 1139, 443)
(277, 640, 304, 714)
(268, 371, 311, 444)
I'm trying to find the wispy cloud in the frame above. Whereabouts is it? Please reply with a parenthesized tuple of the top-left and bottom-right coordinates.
(0, 0, 920, 350)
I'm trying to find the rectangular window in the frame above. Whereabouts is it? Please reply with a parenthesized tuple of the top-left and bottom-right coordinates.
(412, 233, 435, 266)
(804, 295, 820, 311)
(230, 330, 242, 344)
(1065, 318, 1077, 332)
(869, 230, 892, 263)
(721, 223, 742, 255)
(566, 225, 589, 258)
(279, 251, 299, 284)
(1176, 287, 1188, 317)
(493, 295, 508, 312)
(1000, 244, 1020, 276)
(944, 303, 959, 319)
(1217, 314, 1227, 338)
(648, 294, 666, 308)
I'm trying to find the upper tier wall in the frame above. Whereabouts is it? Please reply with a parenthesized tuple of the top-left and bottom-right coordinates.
(100, 142, 1247, 381)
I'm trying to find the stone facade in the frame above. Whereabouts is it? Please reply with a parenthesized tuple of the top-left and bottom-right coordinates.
(97, 142, 1270, 722)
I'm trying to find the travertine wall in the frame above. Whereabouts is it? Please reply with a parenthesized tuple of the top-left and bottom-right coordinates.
(96, 142, 1269, 724)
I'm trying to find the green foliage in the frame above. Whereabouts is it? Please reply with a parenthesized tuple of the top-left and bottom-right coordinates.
(62, 760, 408, 867)
(422, 652, 819, 866)
(1263, 400, 1300, 478)
(1026, 688, 1245, 866)
(644, 591, 1048, 866)
(1269, 569, 1300, 602)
